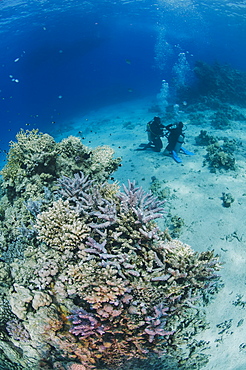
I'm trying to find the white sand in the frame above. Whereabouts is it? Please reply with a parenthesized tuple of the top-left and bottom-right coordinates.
(52, 96, 246, 370)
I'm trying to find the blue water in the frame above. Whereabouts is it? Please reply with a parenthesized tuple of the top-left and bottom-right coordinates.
(0, 0, 246, 165)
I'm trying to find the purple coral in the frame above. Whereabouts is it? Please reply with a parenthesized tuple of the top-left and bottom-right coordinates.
(89, 200, 117, 230)
(57, 172, 93, 199)
(57, 172, 114, 219)
(143, 303, 174, 343)
(118, 180, 165, 224)
(68, 308, 110, 338)
(57, 174, 165, 227)
(6, 318, 30, 341)
(57, 172, 96, 214)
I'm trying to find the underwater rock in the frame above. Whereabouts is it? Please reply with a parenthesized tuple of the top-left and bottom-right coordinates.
(9, 284, 33, 320)
(221, 192, 234, 208)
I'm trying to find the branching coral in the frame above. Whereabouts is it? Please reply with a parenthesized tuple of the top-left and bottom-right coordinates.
(118, 180, 165, 224)
(68, 308, 110, 338)
(0, 136, 222, 370)
(36, 199, 90, 250)
(57, 172, 94, 204)
(6, 172, 219, 369)
(6, 318, 30, 341)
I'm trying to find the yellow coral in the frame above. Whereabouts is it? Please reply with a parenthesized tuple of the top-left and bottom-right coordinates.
(36, 199, 90, 250)
(1, 129, 57, 182)
(91, 146, 115, 168)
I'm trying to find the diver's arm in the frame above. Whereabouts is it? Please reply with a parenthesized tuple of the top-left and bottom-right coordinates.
(164, 124, 173, 130)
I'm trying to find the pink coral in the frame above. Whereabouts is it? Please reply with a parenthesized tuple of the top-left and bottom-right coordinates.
(68, 364, 87, 370)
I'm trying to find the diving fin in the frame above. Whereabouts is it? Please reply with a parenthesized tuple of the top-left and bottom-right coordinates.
(136, 143, 153, 151)
(180, 147, 194, 155)
(172, 150, 182, 163)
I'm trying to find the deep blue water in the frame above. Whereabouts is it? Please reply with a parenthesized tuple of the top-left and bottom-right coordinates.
(0, 0, 246, 165)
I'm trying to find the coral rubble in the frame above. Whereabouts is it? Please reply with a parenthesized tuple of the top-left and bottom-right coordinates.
(0, 131, 221, 370)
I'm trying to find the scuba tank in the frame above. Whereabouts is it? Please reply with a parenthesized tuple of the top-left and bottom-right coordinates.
(146, 122, 152, 142)
(173, 134, 184, 153)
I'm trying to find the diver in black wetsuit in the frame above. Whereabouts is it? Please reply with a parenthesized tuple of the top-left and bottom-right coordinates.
(163, 122, 184, 155)
(163, 121, 194, 163)
(137, 116, 164, 152)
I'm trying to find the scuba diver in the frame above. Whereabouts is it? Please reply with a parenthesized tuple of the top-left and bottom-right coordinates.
(163, 121, 194, 163)
(137, 116, 164, 152)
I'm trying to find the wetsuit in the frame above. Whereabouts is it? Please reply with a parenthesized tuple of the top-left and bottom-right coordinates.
(146, 117, 164, 152)
(165, 123, 184, 153)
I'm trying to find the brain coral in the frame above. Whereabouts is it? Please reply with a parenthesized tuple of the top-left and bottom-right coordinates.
(2, 171, 221, 370)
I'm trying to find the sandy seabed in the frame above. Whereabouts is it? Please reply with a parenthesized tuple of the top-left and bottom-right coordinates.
(52, 96, 246, 370)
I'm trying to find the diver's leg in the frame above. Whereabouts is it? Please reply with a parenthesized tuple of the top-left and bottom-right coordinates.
(136, 142, 153, 151)
(153, 137, 163, 152)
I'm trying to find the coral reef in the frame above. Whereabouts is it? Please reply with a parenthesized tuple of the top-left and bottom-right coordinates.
(195, 130, 217, 146)
(0, 130, 121, 262)
(204, 139, 237, 172)
(0, 132, 221, 369)
(169, 215, 185, 238)
(193, 61, 246, 106)
(1, 171, 221, 369)
(188, 112, 207, 126)
(149, 177, 171, 201)
(210, 105, 246, 129)
(196, 131, 239, 172)
(210, 111, 230, 129)
(177, 61, 246, 110)
(1, 130, 120, 200)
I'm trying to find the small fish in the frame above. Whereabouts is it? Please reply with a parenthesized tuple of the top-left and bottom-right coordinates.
(125, 59, 131, 64)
